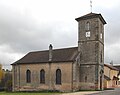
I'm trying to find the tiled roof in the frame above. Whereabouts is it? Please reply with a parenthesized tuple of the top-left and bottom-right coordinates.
(114, 65, 120, 70)
(12, 47, 78, 65)
(104, 64, 119, 71)
(75, 12, 106, 24)
(104, 75, 111, 80)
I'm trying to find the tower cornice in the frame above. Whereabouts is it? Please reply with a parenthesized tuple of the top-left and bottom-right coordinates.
(75, 13, 106, 25)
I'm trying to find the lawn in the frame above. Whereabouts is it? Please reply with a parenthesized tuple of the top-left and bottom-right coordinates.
(0, 92, 60, 95)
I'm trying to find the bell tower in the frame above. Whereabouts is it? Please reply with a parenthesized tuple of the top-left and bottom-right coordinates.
(75, 13, 106, 90)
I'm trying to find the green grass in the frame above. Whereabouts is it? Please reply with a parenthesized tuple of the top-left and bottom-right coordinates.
(0, 92, 60, 95)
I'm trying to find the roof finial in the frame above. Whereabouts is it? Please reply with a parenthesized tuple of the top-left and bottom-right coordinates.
(90, 0, 92, 13)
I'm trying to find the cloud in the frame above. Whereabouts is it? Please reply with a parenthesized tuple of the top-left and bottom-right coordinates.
(105, 43, 120, 64)
(0, 2, 78, 69)
(0, 44, 23, 69)
(0, 0, 120, 69)
(0, 4, 53, 52)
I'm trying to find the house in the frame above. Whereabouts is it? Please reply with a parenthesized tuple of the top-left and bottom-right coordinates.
(113, 65, 120, 85)
(104, 64, 119, 88)
(11, 12, 106, 92)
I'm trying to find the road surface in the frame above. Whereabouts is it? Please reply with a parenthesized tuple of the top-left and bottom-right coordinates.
(60, 88, 120, 95)
(89, 88, 120, 95)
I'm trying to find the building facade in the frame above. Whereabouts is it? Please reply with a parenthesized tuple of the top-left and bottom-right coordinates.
(12, 13, 106, 92)
(114, 65, 120, 85)
(75, 13, 106, 90)
(12, 47, 80, 92)
(104, 64, 119, 88)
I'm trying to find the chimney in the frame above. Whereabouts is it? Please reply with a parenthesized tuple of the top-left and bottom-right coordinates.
(49, 44, 53, 62)
(110, 60, 113, 66)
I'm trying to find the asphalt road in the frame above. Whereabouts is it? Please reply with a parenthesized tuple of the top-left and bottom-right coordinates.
(89, 88, 120, 95)
(60, 88, 120, 95)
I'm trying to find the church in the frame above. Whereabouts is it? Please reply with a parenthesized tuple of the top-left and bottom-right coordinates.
(11, 12, 106, 92)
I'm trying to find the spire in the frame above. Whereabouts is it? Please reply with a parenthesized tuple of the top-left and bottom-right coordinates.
(90, 0, 92, 13)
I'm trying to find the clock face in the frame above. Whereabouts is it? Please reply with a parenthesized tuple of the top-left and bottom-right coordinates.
(86, 31, 90, 37)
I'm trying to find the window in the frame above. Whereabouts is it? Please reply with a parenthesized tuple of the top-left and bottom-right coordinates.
(26, 69, 31, 83)
(80, 53, 82, 61)
(85, 76, 87, 82)
(101, 51, 102, 63)
(100, 24, 103, 39)
(56, 69, 61, 84)
(116, 81, 117, 85)
(40, 69, 45, 84)
(86, 22, 90, 30)
(100, 33, 102, 39)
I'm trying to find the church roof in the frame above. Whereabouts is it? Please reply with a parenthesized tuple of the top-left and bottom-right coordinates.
(75, 12, 107, 24)
(114, 65, 120, 70)
(12, 47, 78, 65)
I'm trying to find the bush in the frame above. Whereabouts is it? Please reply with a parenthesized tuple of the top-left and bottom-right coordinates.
(5, 80, 12, 92)
(0, 71, 12, 92)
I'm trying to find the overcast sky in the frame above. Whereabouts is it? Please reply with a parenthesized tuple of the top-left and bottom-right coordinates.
(0, 0, 120, 69)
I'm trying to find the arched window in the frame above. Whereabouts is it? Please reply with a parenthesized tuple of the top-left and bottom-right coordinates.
(56, 69, 61, 84)
(86, 22, 90, 30)
(40, 69, 45, 84)
(100, 24, 103, 39)
(101, 51, 102, 63)
(26, 69, 31, 83)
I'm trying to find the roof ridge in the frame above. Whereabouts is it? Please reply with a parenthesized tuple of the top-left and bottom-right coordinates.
(81, 12, 99, 17)
(53, 46, 77, 51)
(12, 46, 78, 65)
(75, 12, 106, 24)
(29, 46, 78, 53)
(104, 64, 119, 71)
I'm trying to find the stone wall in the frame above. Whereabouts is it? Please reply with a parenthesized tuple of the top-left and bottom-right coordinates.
(77, 15, 104, 90)
(12, 62, 73, 92)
